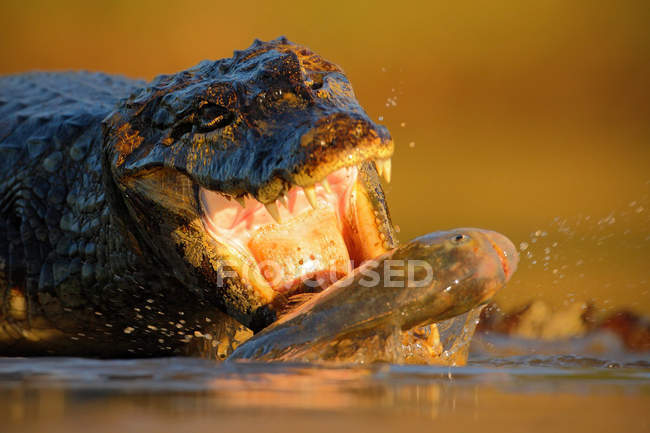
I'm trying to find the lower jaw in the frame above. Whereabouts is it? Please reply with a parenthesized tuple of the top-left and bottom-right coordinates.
(201, 198, 360, 299)
(200, 163, 395, 299)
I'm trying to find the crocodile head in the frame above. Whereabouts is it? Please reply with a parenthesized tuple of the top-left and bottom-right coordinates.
(103, 37, 397, 330)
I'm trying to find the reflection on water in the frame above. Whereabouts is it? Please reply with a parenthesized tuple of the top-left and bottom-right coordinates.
(1, 352, 648, 433)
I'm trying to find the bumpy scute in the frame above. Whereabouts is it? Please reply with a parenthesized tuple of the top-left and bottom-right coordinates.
(105, 37, 393, 203)
(0, 38, 395, 357)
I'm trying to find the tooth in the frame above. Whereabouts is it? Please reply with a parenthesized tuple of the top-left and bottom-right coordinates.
(383, 158, 392, 183)
(375, 160, 384, 177)
(235, 196, 246, 208)
(278, 194, 288, 207)
(304, 185, 317, 209)
(321, 178, 332, 193)
(265, 202, 282, 223)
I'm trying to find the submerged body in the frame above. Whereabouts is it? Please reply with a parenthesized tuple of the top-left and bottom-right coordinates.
(0, 38, 517, 361)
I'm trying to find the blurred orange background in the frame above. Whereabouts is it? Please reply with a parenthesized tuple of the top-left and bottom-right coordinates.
(1, 0, 649, 315)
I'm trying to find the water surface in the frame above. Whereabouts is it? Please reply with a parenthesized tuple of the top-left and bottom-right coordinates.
(2, 347, 648, 433)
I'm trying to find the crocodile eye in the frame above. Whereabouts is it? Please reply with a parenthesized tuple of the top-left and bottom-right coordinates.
(451, 234, 470, 244)
(196, 103, 234, 132)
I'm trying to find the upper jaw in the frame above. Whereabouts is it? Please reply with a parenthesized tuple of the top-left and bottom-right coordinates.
(199, 120, 394, 206)
(109, 105, 394, 203)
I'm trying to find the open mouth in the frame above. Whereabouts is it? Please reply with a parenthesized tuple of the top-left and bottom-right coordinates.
(486, 233, 519, 282)
(200, 159, 393, 297)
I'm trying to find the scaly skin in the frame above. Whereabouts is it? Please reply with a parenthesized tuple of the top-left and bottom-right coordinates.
(0, 71, 155, 356)
(0, 38, 396, 357)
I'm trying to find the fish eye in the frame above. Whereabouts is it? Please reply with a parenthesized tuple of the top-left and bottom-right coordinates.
(196, 103, 234, 132)
(451, 234, 470, 244)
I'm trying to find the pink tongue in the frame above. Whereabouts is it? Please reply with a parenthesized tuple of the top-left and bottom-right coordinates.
(248, 206, 351, 293)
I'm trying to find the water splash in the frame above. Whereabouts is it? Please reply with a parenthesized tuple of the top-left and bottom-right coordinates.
(509, 185, 650, 314)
